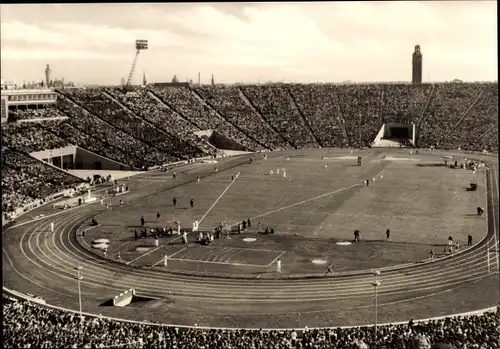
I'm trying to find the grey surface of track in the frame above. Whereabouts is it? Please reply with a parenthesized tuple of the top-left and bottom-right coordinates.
(3, 150, 499, 328)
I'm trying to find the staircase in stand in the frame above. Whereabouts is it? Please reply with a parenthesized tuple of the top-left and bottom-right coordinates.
(190, 88, 269, 151)
(147, 90, 218, 155)
(285, 87, 322, 147)
(237, 88, 295, 149)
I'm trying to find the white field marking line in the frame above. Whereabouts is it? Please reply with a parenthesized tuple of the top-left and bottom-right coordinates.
(490, 164, 499, 271)
(6, 160, 496, 286)
(7, 199, 101, 230)
(3, 185, 110, 229)
(214, 248, 233, 262)
(312, 225, 324, 236)
(165, 257, 269, 268)
(153, 247, 188, 266)
(132, 178, 173, 182)
(35, 203, 497, 292)
(3, 278, 498, 332)
(204, 246, 285, 254)
(385, 216, 396, 230)
(64, 226, 498, 292)
(80, 224, 101, 235)
(229, 183, 362, 227)
(13, 208, 498, 297)
(52, 212, 494, 296)
(223, 248, 240, 264)
(22, 217, 143, 295)
(216, 248, 236, 263)
(3, 248, 76, 298)
(59, 200, 492, 286)
(200, 250, 214, 262)
(47, 207, 496, 286)
(265, 251, 286, 268)
(125, 174, 239, 266)
(198, 176, 239, 224)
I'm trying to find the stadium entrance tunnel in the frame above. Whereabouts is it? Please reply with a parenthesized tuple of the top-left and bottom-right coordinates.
(372, 123, 415, 148)
(195, 130, 247, 151)
(99, 288, 157, 307)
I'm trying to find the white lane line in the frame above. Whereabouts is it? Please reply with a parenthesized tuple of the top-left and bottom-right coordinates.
(266, 251, 286, 268)
(35, 205, 499, 291)
(222, 249, 238, 264)
(153, 247, 188, 266)
(198, 176, 239, 224)
(125, 176, 239, 266)
(230, 183, 361, 227)
(165, 257, 268, 268)
(11, 204, 498, 298)
(313, 225, 324, 236)
(12, 162, 496, 296)
(7, 200, 101, 230)
(489, 164, 499, 271)
(35, 207, 498, 292)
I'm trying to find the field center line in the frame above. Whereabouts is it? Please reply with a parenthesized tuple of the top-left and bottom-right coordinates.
(312, 225, 324, 236)
(266, 251, 286, 268)
(232, 183, 361, 227)
(385, 216, 396, 230)
(127, 177, 239, 266)
(153, 247, 188, 266)
(199, 175, 239, 225)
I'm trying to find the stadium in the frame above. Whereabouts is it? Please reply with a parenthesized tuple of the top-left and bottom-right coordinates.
(2, 5, 499, 349)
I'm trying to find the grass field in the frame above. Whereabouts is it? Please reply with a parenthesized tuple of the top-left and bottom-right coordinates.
(80, 149, 487, 277)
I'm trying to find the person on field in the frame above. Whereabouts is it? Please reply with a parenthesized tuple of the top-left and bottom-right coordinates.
(324, 263, 334, 277)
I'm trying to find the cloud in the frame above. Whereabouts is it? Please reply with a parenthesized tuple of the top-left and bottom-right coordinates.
(0, 2, 496, 84)
(1, 47, 125, 61)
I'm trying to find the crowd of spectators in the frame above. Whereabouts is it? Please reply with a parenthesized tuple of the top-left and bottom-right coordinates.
(61, 89, 184, 164)
(47, 83, 497, 158)
(1, 122, 69, 153)
(105, 87, 214, 158)
(418, 83, 491, 151)
(2, 82, 496, 216)
(149, 86, 265, 152)
(241, 85, 319, 149)
(287, 84, 347, 148)
(195, 85, 290, 150)
(419, 83, 498, 152)
(3, 296, 498, 348)
(55, 94, 172, 168)
(7, 106, 67, 122)
(1, 147, 82, 213)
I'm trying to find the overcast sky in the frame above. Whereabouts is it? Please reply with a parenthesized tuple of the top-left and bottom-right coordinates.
(0, 2, 496, 85)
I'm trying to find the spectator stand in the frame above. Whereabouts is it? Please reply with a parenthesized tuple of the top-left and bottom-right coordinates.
(3, 288, 498, 349)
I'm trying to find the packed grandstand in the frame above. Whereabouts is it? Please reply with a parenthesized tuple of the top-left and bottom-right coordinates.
(2, 82, 499, 348)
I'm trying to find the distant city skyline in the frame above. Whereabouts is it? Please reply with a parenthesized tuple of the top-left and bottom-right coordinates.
(0, 1, 497, 85)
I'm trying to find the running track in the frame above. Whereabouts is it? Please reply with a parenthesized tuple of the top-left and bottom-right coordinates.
(3, 150, 499, 328)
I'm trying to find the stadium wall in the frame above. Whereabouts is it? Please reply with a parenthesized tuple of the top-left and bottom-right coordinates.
(3, 286, 497, 332)
(30, 146, 77, 169)
(2, 151, 497, 332)
(74, 147, 132, 170)
(208, 130, 247, 151)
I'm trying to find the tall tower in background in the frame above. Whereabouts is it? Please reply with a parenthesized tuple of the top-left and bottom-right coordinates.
(412, 45, 422, 84)
(45, 64, 51, 87)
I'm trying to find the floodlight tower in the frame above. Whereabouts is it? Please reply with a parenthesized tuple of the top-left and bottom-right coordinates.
(125, 40, 148, 89)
